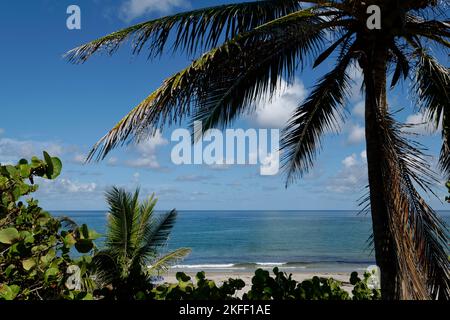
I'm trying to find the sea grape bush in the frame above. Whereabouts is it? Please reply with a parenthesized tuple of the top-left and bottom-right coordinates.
(243, 268, 380, 300)
(0, 153, 98, 300)
(152, 271, 246, 300)
(152, 268, 380, 301)
(243, 268, 350, 300)
(350, 271, 382, 300)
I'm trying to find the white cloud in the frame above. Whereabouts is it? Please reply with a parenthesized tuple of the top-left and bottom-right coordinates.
(252, 80, 307, 128)
(403, 113, 437, 135)
(73, 154, 87, 164)
(39, 178, 97, 194)
(107, 157, 118, 166)
(0, 128, 4, 135)
(342, 154, 358, 168)
(190, 191, 208, 197)
(327, 151, 368, 193)
(126, 155, 161, 169)
(132, 172, 140, 184)
(176, 175, 211, 182)
(347, 63, 364, 102)
(0, 137, 64, 164)
(352, 101, 365, 118)
(125, 130, 168, 169)
(207, 158, 230, 170)
(119, 0, 191, 21)
(347, 124, 365, 144)
(360, 150, 367, 161)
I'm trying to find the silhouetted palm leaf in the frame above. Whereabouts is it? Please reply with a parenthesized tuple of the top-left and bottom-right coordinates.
(362, 111, 450, 299)
(414, 49, 450, 178)
(282, 52, 353, 184)
(85, 9, 337, 160)
(65, 0, 302, 63)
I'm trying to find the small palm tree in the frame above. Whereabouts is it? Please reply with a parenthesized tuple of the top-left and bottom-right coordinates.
(94, 187, 190, 299)
(67, 1, 449, 299)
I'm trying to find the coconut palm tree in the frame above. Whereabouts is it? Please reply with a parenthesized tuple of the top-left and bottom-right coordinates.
(94, 187, 190, 299)
(67, 1, 449, 299)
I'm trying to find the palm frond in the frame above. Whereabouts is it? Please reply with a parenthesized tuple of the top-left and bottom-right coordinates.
(313, 29, 354, 68)
(95, 188, 187, 290)
(104, 187, 139, 258)
(148, 248, 191, 275)
(92, 250, 119, 285)
(65, 0, 304, 63)
(192, 13, 333, 133)
(440, 115, 450, 177)
(406, 17, 450, 48)
(86, 10, 337, 160)
(389, 42, 410, 88)
(281, 50, 354, 185)
(132, 209, 179, 267)
(365, 111, 450, 299)
(147, 209, 178, 249)
(414, 49, 450, 178)
(130, 194, 157, 251)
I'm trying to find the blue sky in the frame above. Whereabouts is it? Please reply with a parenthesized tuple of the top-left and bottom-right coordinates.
(0, 0, 448, 210)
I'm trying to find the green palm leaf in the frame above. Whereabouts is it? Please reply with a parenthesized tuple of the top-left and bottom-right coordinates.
(85, 9, 333, 160)
(414, 49, 450, 177)
(148, 248, 191, 274)
(95, 188, 188, 293)
(145, 209, 178, 249)
(65, 0, 302, 63)
(281, 52, 354, 185)
(192, 11, 331, 133)
(104, 187, 140, 258)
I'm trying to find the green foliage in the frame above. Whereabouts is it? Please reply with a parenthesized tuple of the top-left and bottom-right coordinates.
(92, 187, 190, 300)
(151, 268, 381, 301)
(152, 271, 245, 300)
(0, 151, 61, 218)
(350, 271, 382, 301)
(243, 267, 350, 300)
(0, 153, 98, 300)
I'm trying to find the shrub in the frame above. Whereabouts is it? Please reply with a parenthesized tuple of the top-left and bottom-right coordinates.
(152, 271, 245, 300)
(151, 268, 381, 301)
(243, 267, 350, 300)
(0, 152, 98, 300)
(350, 271, 382, 300)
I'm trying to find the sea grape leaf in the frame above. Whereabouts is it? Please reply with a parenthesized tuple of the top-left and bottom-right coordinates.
(0, 228, 20, 244)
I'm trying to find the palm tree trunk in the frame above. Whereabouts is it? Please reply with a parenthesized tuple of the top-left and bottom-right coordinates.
(363, 43, 402, 300)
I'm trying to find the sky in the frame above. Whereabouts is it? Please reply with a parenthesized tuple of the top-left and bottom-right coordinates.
(0, 0, 448, 211)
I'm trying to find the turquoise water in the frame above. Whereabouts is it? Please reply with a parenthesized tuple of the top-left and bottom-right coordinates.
(53, 210, 450, 273)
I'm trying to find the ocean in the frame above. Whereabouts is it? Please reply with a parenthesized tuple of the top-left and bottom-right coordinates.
(53, 210, 450, 274)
